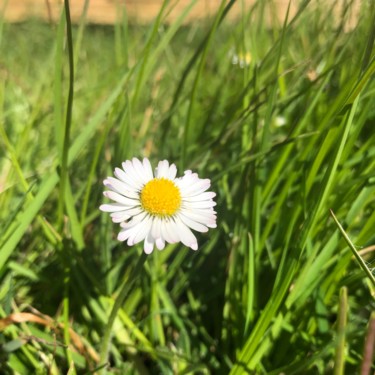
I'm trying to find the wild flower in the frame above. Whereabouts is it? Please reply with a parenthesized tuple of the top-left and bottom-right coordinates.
(100, 158, 217, 253)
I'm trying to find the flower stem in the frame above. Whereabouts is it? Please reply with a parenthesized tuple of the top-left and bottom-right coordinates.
(99, 251, 148, 373)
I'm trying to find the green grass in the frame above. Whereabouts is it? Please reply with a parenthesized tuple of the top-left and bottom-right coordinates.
(1, 0, 375, 373)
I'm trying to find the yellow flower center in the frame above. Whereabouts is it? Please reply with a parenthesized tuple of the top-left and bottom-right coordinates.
(140, 178, 181, 216)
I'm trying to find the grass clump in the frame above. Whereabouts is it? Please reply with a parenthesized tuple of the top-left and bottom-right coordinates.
(1, 0, 375, 374)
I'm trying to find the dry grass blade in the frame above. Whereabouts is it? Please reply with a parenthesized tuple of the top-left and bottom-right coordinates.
(0, 311, 99, 363)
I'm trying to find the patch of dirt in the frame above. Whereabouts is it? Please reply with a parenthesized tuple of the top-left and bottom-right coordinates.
(2, 0, 360, 28)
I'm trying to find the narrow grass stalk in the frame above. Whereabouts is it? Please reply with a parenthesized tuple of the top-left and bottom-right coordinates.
(63, 253, 73, 369)
(54, 10, 64, 162)
(330, 210, 375, 288)
(99, 252, 148, 373)
(334, 286, 348, 375)
(360, 312, 375, 375)
(244, 233, 254, 336)
(58, 0, 75, 226)
(61, 0, 75, 368)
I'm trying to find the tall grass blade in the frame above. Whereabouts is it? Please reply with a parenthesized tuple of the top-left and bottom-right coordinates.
(334, 286, 348, 375)
(330, 210, 375, 288)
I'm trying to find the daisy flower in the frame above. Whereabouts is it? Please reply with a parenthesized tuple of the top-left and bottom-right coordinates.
(100, 158, 217, 254)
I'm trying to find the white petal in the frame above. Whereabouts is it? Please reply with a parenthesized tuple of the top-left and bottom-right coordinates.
(132, 158, 150, 184)
(151, 217, 161, 240)
(120, 206, 143, 217)
(182, 192, 216, 202)
(113, 168, 141, 190)
(117, 216, 149, 244)
(177, 212, 208, 233)
(117, 225, 139, 242)
(167, 164, 177, 180)
(104, 191, 139, 206)
(110, 207, 145, 223)
(144, 233, 154, 254)
(104, 177, 132, 193)
(183, 200, 216, 209)
(161, 219, 179, 244)
(143, 158, 154, 180)
(129, 217, 152, 245)
(110, 211, 131, 223)
(122, 160, 144, 187)
(106, 176, 140, 198)
(203, 219, 217, 228)
(156, 237, 165, 250)
(100, 203, 127, 212)
(120, 211, 148, 228)
(181, 179, 211, 196)
(180, 209, 217, 227)
(174, 217, 198, 250)
(190, 208, 217, 217)
(156, 160, 169, 178)
(175, 171, 199, 188)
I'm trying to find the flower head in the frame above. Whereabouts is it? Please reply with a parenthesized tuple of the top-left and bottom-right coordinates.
(231, 50, 251, 68)
(100, 158, 217, 254)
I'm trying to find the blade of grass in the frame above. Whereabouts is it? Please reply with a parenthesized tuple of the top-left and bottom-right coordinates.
(333, 286, 348, 375)
(58, 0, 75, 229)
(330, 210, 375, 288)
(54, 9, 65, 162)
(360, 312, 375, 375)
(60, 0, 75, 370)
(244, 233, 255, 337)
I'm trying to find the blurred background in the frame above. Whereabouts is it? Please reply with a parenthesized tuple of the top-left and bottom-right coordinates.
(2, 0, 360, 26)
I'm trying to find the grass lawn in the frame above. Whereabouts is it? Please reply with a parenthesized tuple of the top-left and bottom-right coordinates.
(1, 0, 375, 374)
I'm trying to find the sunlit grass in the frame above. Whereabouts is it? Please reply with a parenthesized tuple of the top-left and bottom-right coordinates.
(1, 0, 375, 373)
